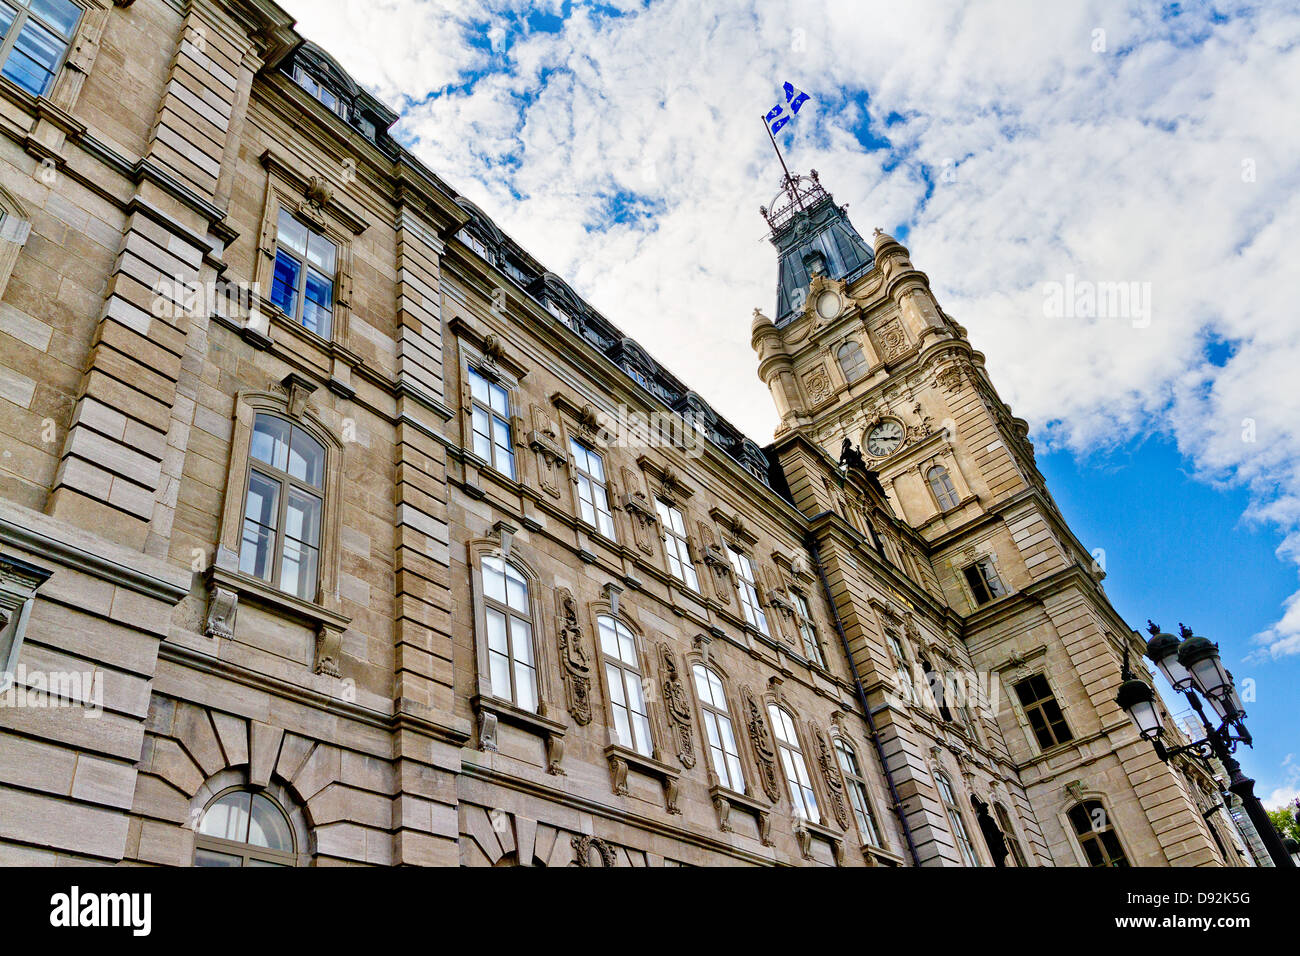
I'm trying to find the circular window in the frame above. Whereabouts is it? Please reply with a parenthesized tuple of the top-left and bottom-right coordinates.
(194, 788, 296, 867)
(815, 290, 841, 320)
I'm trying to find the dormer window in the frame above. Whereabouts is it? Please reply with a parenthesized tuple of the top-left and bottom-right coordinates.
(293, 65, 345, 118)
(625, 365, 651, 390)
(544, 297, 573, 328)
(460, 229, 489, 259)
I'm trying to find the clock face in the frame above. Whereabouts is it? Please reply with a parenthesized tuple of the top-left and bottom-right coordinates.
(866, 421, 905, 457)
(815, 290, 840, 320)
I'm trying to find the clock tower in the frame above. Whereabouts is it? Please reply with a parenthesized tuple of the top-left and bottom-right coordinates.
(752, 171, 1226, 866)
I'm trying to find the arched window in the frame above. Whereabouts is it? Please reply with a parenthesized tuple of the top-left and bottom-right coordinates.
(927, 465, 960, 510)
(834, 737, 883, 848)
(480, 555, 537, 712)
(692, 664, 744, 793)
(240, 413, 326, 600)
(995, 802, 1029, 867)
(837, 341, 870, 383)
(598, 615, 652, 756)
(935, 770, 979, 866)
(194, 789, 296, 867)
(768, 705, 819, 824)
(1068, 800, 1130, 867)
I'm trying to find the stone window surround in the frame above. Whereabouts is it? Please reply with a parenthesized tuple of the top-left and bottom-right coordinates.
(830, 729, 888, 854)
(1060, 792, 1134, 868)
(466, 531, 565, 774)
(0, 184, 31, 301)
(0, 0, 107, 114)
(915, 449, 976, 517)
(189, 768, 314, 867)
(763, 687, 845, 864)
(0, 552, 52, 692)
(931, 761, 984, 867)
(588, 598, 681, 814)
(251, 150, 369, 396)
(1003, 663, 1080, 759)
(206, 384, 350, 677)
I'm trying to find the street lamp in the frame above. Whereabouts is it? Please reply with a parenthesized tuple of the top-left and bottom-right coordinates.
(1114, 621, 1294, 868)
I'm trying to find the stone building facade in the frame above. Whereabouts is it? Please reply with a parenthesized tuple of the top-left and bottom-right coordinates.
(0, 0, 1245, 866)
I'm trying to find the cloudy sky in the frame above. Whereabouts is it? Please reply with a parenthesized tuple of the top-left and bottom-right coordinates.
(281, 0, 1300, 808)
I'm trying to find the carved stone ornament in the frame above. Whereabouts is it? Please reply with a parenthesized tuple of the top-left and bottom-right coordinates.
(872, 318, 909, 362)
(204, 586, 238, 640)
(936, 365, 965, 394)
(528, 404, 567, 498)
(303, 175, 333, 217)
(314, 623, 344, 677)
(742, 685, 781, 803)
(659, 642, 696, 769)
(555, 588, 593, 725)
(815, 724, 851, 830)
(571, 834, 617, 867)
(697, 523, 733, 605)
(802, 365, 833, 405)
(479, 709, 499, 752)
(620, 467, 659, 556)
(608, 753, 629, 796)
(277, 371, 318, 419)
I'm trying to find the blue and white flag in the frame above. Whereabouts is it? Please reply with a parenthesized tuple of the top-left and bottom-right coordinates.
(765, 81, 810, 135)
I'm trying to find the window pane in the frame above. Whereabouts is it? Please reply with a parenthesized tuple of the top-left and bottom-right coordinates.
(32, 0, 79, 36)
(617, 629, 637, 667)
(632, 711, 653, 757)
(692, 665, 711, 703)
(598, 619, 619, 658)
(287, 427, 325, 487)
(510, 618, 533, 665)
(279, 537, 318, 600)
(248, 794, 293, 851)
(194, 848, 241, 867)
(482, 557, 505, 605)
(0, 6, 16, 38)
(514, 660, 537, 712)
(489, 648, 511, 698)
(306, 232, 336, 274)
(244, 470, 279, 527)
(505, 569, 528, 613)
(277, 211, 308, 255)
(605, 662, 626, 706)
(468, 367, 489, 405)
(239, 519, 275, 581)
(270, 251, 301, 316)
(3, 19, 62, 96)
(489, 382, 509, 416)
(485, 609, 508, 654)
(250, 415, 291, 471)
(199, 791, 251, 842)
(301, 270, 333, 337)
(284, 488, 321, 547)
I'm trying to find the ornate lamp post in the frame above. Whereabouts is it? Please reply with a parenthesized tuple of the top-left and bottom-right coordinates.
(1114, 622, 1295, 868)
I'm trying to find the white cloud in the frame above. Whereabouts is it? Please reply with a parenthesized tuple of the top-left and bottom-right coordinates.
(281, 0, 1300, 658)
(1264, 753, 1300, 811)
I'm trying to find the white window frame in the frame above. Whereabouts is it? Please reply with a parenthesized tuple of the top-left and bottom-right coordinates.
(468, 365, 516, 479)
(571, 439, 615, 540)
(598, 615, 652, 756)
(727, 545, 769, 636)
(656, 498, 698, 591)
(692, 664, 745, 794)
(769, 704, 819, 825)
(479, 555, 539, 712)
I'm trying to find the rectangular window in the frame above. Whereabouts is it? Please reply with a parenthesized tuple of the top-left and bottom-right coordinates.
(270, 210, 337, 338)
(727, 546, 769, 636)
(655, 499, 698, 591)
(963, 558, 1006, 606)
(1014, 673, 1074, 750)
(599, 616, 652, 756)
(793, 592, 825, 667)
(0, 0, 79, 98)
(571, 439, 615, 540)
(238, 414, 326, 601)
(467, 366, 515, 479)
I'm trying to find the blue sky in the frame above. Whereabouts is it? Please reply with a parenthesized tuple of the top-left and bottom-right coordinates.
(282, 0, 1300, 804)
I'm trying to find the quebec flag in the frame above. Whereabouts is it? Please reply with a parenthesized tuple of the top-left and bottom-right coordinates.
(765, 82, 810, 135)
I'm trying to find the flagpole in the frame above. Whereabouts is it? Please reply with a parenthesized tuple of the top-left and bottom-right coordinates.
(763, 114, 795, 185)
